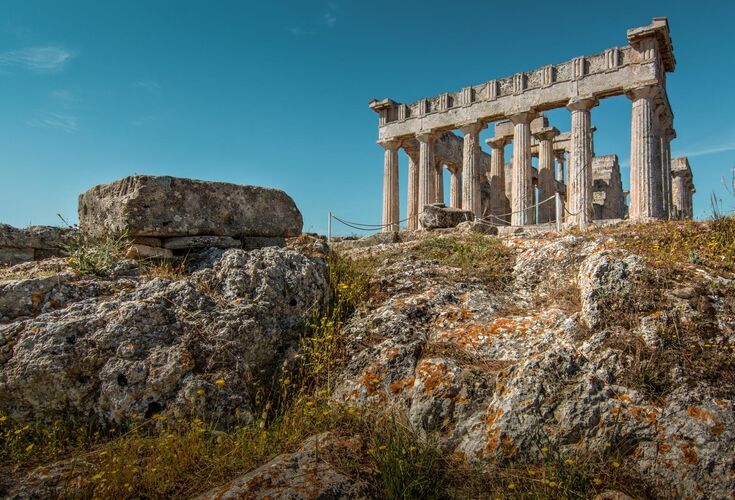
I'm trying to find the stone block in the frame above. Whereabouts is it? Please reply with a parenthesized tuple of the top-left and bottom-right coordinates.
(163, 236, 241, 250)
(125, 244, 173, 260)
(455, 221, 499, 235)
(0, 247, 35, 266)
(131, 237, 163, 247)
(418, 203, 474, 230)
(79, 176, 303, 238)
(241, 237, 286, 250)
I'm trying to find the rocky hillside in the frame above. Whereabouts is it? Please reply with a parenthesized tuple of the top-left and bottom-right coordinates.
(1, 220, 734, 499)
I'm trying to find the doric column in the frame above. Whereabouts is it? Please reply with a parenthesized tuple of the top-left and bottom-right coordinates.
(487, 137, 508, 223)
(406, 149, 419, 230)
(566, 97, 598, 228)
(379, 139, 400, 232)
(449, 166, 462, 209)
(435, 162, 444, 204)
(555, 151, 566, 222)
(459, 122, 484, 217)
(627, 85, 663, 221)
(661, 127, 675, 219)
(417, 132, 436, 227)
(533, 127, 560, 223)
(509, 111, 536, 226)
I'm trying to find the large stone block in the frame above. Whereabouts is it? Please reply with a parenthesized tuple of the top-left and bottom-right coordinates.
(419, 203, 474, 230)
(78, 176, 303, 238)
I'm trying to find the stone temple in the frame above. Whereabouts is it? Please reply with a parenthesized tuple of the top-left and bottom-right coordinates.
(369, 17, 696, 231)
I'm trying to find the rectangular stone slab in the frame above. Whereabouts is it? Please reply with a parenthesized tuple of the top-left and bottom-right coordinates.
(78, 176, 303, 238)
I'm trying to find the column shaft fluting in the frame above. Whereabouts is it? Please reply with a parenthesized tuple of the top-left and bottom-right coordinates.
(509, 112, 534, 226)
(628, 85, 663, 221)
(555, 152, 566, 222)
(534, 128, 559, 223)
(435, 163, 444, 204)
(567, 97, 598, 228)
(449, 167, 462, 208)
(406, 150, 419, 230)
(660, 129, 674, 219)
(487, 138, 507, 223)
(459, 123, 483, 216)
(417, 133, 435, 227)
(380, 140, 400, 232)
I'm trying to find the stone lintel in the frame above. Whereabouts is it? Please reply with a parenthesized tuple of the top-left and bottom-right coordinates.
(533, 126, 560, 141)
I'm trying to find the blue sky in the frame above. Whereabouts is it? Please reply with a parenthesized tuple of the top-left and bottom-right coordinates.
(1, 0, 733, 235)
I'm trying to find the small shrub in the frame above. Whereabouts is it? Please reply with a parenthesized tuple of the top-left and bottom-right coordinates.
(63, 232, 127, 276)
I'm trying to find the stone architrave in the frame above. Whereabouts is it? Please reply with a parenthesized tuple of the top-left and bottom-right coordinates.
(509, 111, 536, 226)
(566, 97, 598, 228)
(379, 140, 400, 232)
(627, 85, 663, 221)
(459, 122, 484, 217)
(416, 133, 436, 227)
(78, 176, 303, 238)
(405, 148, 420, 230)
(534, 127, 560, 223)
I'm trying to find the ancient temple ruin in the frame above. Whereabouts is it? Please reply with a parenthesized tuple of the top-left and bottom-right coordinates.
(369, 17, 696, 231)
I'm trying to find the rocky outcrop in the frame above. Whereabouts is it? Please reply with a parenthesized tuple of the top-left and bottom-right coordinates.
(0, 247, 328, 426)
(0, 224, 74, 265)
(333, 234, 735, 499)
(418, 203, 474, 230)
(78, 176, 303, 253)
(198, 433, 365, 499)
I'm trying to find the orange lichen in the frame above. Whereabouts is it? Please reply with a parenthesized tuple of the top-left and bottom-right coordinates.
(388, 376, 415, 395)
(679, 444, 698, 465)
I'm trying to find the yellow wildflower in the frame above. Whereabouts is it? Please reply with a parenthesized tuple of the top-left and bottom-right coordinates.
(564, 458, 575, 465)
(0, 416, 7, 423)
(25, 444, 34, 453)
(594, 478, 602, 485)
(541, 447, 549, 454)
(507, 482, 516, 490)
(196, 389, 205, 396)
(612, 461, 621, 468)
(215, 378, 225, 387)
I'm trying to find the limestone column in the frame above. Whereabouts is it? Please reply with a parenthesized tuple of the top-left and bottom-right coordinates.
(406, 149, 419, 230)
(627, 85, 663, 221)
(660, 127, 675, 219)
(435, 162, 444, 204)
(449, 166, 462, 209)
(509, 111, 535, 226)
(534, 127, 560, 223)
(487, 137, 507, 223)
(566, 97, 598, 228)
(417, 132, 436, 227)
(459, 122, 484, 217)
(379, 139, 400, 232)
(555, 151, 566, 222)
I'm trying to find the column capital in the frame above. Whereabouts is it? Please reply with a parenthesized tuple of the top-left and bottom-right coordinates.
(508, 109, 537, 125)
(485, 136, 507, 149)
(554, 150, 566, 161)
(664, 127, 677, 141)
(377, 139, 401, 151)
(625, 84, 658, 101)
(415, 131, 436, 143)
(566, 96, 599, 112)
(533, 126, 560, 141)
(457, 121, 485, 135)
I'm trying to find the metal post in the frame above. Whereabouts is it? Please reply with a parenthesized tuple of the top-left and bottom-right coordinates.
(555, 192, 562, 232)
(327, 212, 332, 243)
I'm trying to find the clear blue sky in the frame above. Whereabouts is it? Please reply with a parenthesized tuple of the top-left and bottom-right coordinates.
(1, 0, 733, 235)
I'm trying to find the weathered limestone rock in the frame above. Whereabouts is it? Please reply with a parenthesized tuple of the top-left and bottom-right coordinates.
(418, 203, 474, 230)
(197, 433, 364, 499)
(125, 244, 173, 260)
(163, 236, 241, 250)
(78, 176, 303, 238)
(0, 247, 329, 426)
(455, 220, 498, 235)
(0, 224, 73, 265)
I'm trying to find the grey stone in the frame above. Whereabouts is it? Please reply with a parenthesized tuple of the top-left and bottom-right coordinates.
(241, 236, 286, 250)
(0, 224, 73, 265)
(78, 175, 303, 238)
(131, 237, 162, 247)
(163, 235, 240, 250)
(0, 247, 329, 426)
(418, 203, 474, 229)
(455, 220, 499, 235)
(197, 433, 365, 499)
(0, 248, 35, 266)
(125, 244, 173, 260)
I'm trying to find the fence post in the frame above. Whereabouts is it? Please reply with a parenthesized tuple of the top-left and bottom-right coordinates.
(327, 212, 332, 244)
(555, 193, 562, 232)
